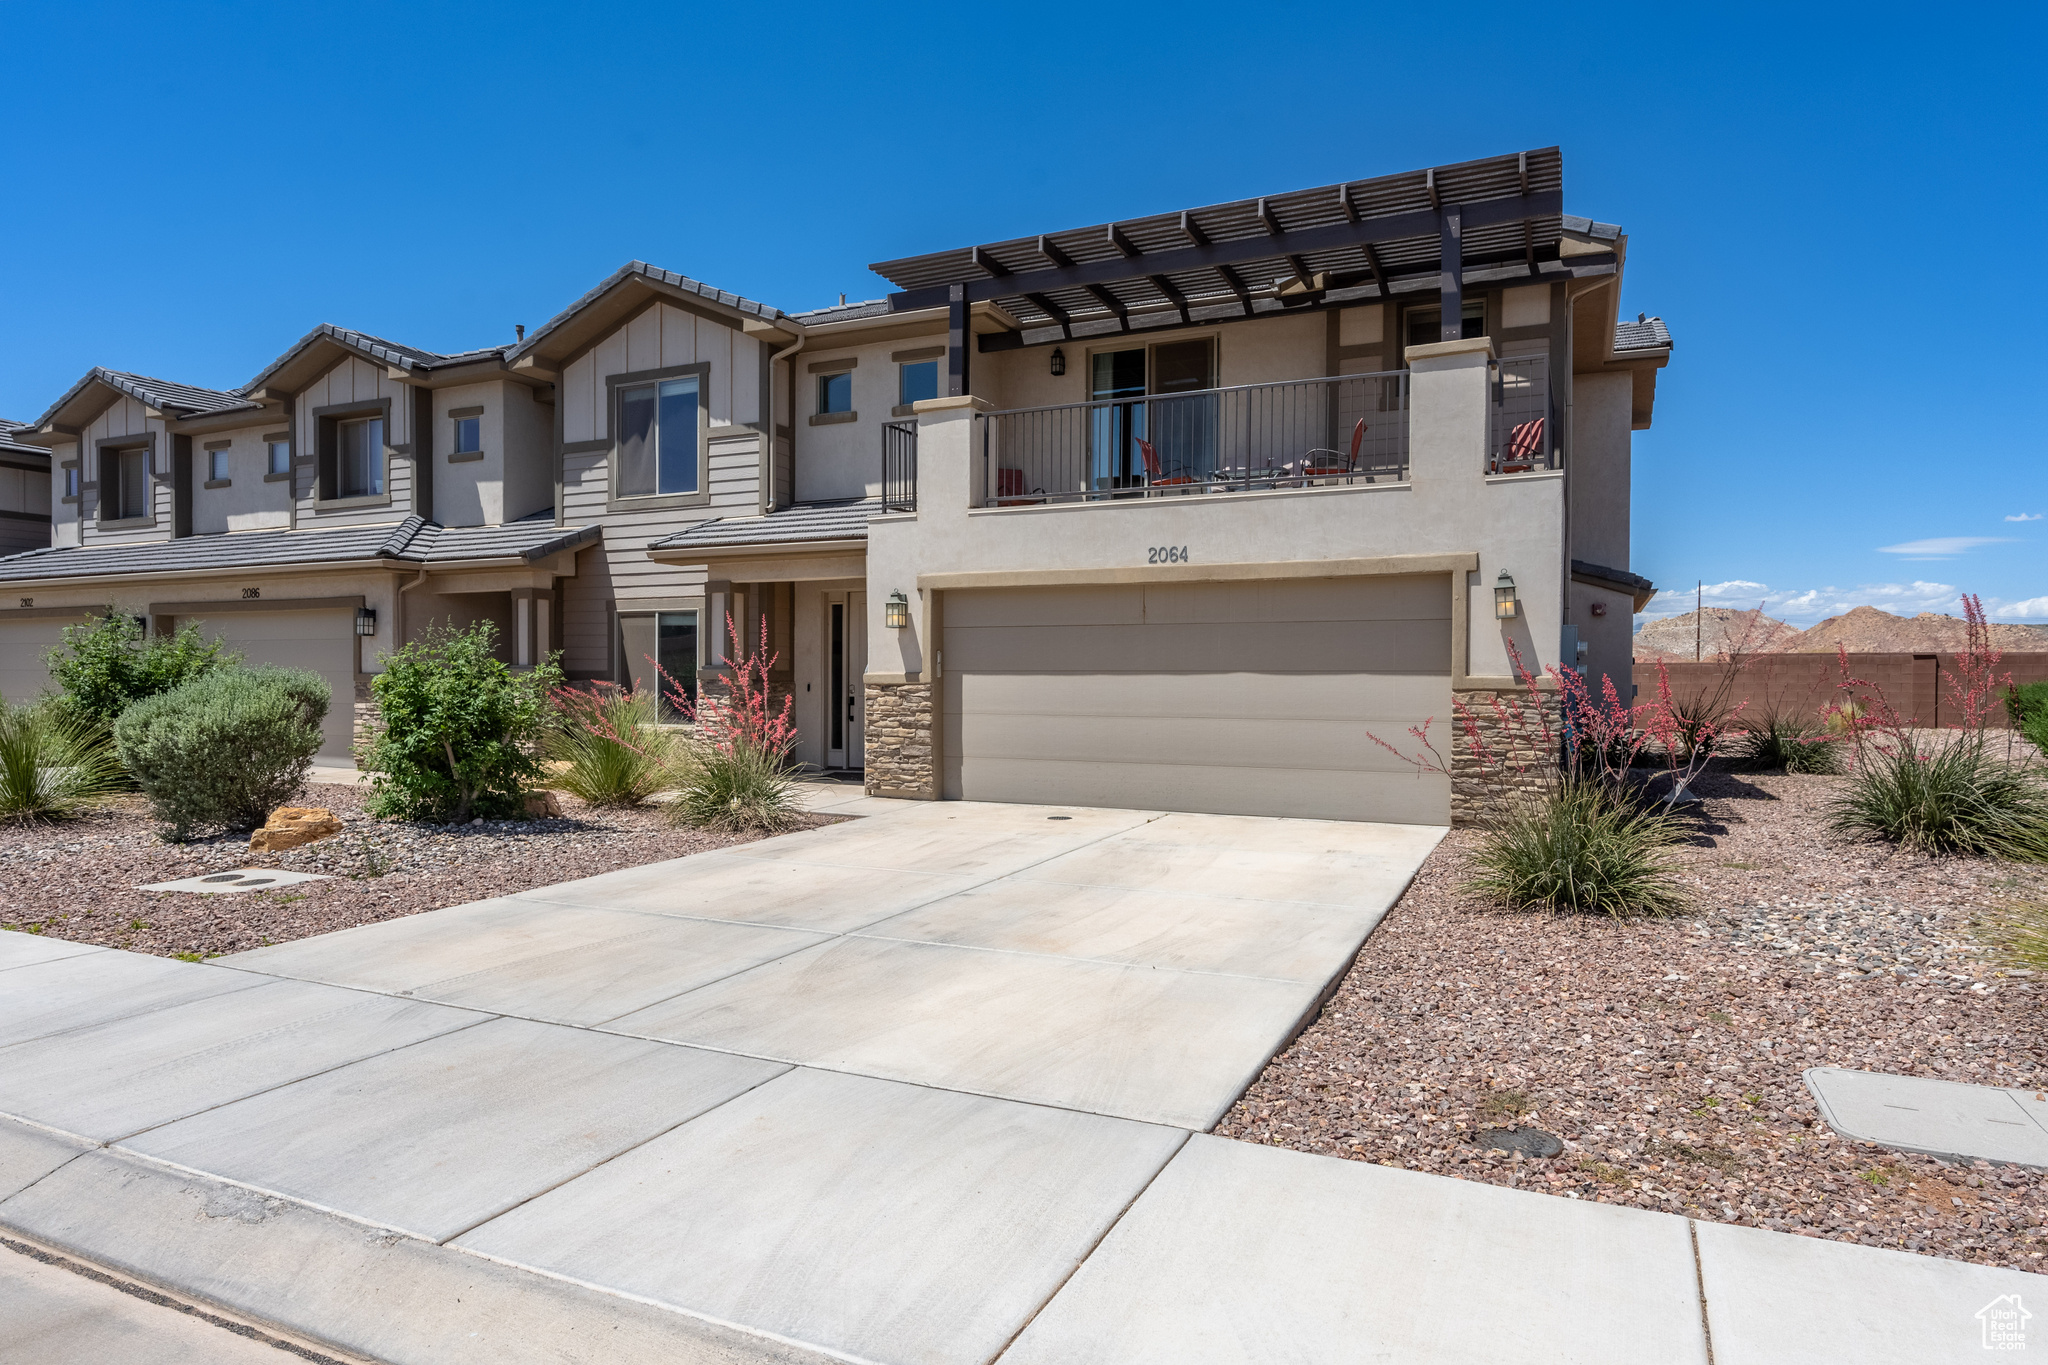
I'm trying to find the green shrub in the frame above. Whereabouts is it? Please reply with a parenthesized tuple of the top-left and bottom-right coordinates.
(114, 668, 329, 838)
(545, 685, 678, 807)
(1829, 733, 2048, 860)
(46, 613, 238, 730)
(2005, 682, 2048, 728)
(1466, 778, 1686, 917)
(0, 703, 125, 822)
(1739, 712, 1846, 775)
(363, 621, 561, 823)
(666, 738, 801, 833)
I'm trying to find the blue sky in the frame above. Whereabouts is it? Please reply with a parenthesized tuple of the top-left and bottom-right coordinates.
(2, 2, 2042, 625)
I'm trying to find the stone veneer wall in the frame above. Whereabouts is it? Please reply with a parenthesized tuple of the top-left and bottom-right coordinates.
(864, 681, 935, 798)
(350, 677, 377, 765)
(1449, 688, 1559, 828)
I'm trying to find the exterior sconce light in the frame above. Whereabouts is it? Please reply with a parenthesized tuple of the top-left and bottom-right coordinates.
(355, 606, 378, 636)
(1493, 571, 1518, 621)
(1049, 347, 1066, 377)
(884, 592, 910, 629)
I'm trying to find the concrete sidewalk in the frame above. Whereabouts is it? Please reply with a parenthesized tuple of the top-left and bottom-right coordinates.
(0, 800, 2038, 1363)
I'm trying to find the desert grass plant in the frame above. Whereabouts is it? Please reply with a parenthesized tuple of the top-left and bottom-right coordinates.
(1979, 902, 2048, 973)
(1465, 777, 1686, 918)
(1738, 711, 1846, 775)
(1825, 596, 2048, 861)
(544, 684, 678, 807)
(0, 703, 125, 822)
(363, 620, 562, 824)
(659, 614, 802, 833)
(115, 667, 329, 838)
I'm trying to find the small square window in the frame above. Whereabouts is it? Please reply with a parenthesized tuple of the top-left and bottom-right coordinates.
(209, 449, 229, 481)
(817, 371, 853, 415)
(268, 441, 291, 475)
(899, 360, 938, 408)
(453, 416, 481, 454)
(64, 467, 79, 497)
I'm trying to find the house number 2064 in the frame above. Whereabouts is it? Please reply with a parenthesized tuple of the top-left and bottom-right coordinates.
(1147, 546, 1190, 564)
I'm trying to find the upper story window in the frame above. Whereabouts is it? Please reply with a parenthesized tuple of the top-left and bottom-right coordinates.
(268, 441, 291, 475)
(898, 360, 938, 409)
(337, 416, 384, 498)
(817, 370, 853, 416)
(63, 466, 79, 498)
(1403, 301, 1486, 354)
(208, 449, 230, 481)
(101, 444, 150, 520)
(453, 415, 481, 454)
(617, 375, 700, 497)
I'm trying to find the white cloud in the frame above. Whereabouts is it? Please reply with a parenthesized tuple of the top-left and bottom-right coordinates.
(2008, 513, 2044, 522)
(1877, 536, 2014, 559)
(1993, 596, 2048, 620)
(1637, 579, 1961, 628)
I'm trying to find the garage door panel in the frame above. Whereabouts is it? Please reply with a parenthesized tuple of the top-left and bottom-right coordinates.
(0, 620, 86, 706)
(940, 755, 1450, 824)
(185, 611, 356, 761)
(939, 578, 1453, 825)
(1138, 574, 1446, 624)
(945, 671, 1450, 724)
(944, 619, 1449, 674)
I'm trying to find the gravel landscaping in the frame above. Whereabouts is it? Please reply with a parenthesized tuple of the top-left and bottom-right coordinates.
(1215, 766, 2048, 1270)
(0, 783, 833, 959)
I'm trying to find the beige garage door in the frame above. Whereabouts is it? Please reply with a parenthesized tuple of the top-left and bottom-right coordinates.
(181, 609, 358, 760)
(0, 615, 92, 706)
(941, 576, 1453, 824)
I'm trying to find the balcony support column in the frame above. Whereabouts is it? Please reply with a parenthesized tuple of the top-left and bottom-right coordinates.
(1438, 203, 1464, 342)
(946, 283, 971, 398)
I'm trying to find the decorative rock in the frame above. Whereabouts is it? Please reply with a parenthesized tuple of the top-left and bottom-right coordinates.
(1476, 1126, 1564, 1159)
(524, 790, 563, 818)
(248, 807, 344, 854)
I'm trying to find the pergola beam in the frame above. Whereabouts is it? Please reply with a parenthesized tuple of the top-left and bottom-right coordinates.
(891, 190, 1560, 311)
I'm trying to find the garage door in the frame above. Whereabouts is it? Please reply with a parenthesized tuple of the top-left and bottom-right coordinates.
(180, 609, 358, 760)
(0, 615, 92, 706)
(941, 576, 1452, 824)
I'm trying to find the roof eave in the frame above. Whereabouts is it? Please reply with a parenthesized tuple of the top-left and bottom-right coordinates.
(646, 536, 868, 563)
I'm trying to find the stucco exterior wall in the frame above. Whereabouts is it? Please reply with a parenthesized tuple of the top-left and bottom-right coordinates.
(50, 441, 80, 548)
(430, 380, 551, 528)
(1569, 371, 1632, 571)
(192, 422, 293, 535)
(793, 332, 946, 504)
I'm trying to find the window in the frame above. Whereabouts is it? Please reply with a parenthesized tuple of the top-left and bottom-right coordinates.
(1403, 301, 1486, 352)
(209, 449, 230, 481)
(616, 376, 700, 497)
(453, 416, 481, 454)
(102, 446, 150, 520)
(63, 467, 79, 498)
(898, 360, 938, 409)
(268, 441, 291, 475)
(336, 417, 384, 497)
(657, 611, 698, 718)
(817, 370, 853, 415)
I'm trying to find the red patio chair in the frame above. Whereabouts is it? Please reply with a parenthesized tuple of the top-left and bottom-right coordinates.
(1496, 418, 1545, 474)
(1137, 438, 1199, 492)
(994, 467, 1043, 506)
(1299, 418, 1367, 482)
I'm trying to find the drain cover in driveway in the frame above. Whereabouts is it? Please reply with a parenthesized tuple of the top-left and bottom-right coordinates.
(1804, 1067, 2048, 1168)
(1476, 1126, 1563, 1158)
(141, 869, 332, 895)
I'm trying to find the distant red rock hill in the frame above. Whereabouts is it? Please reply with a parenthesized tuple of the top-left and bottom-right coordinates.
(1635, 605, 2048, 660)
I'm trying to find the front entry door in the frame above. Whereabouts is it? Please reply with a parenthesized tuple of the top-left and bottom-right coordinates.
(827, 591, 868, 769)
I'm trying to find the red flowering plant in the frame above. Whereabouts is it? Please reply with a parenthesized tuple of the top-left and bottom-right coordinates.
(656, 612, 796, 760)
(653, 613, 804, 833)
(543, 680, 678, 807)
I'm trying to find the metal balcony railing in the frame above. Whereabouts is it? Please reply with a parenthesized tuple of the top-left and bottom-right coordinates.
(1487, 354, 1554, 475)
(881, 420, 917, 511)
(976, 371, 1410, 507)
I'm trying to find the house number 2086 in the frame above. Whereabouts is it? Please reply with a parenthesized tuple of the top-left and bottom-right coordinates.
(1147, 546, 1190, 564)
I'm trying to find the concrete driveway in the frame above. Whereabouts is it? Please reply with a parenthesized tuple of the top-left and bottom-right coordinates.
(0, 800, 2038, 1364)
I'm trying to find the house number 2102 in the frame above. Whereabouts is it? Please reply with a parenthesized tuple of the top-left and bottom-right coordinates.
(1147, 546, 1190, 564)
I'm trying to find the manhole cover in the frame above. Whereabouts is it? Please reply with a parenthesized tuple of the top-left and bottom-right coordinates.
(1477, 1126, 1562, 1158)
(140, 869, 334, 895)
(238, 878, 275, 886)
(200, 874, 245, 883)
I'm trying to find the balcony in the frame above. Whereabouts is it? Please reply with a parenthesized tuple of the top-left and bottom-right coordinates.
(976, 371, 1410, 507)
(972, 355, 1552, 508)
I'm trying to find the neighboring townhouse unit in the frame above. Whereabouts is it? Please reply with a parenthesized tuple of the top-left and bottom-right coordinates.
(0, 145, 1668, 825)
(0, 420, 52, 556)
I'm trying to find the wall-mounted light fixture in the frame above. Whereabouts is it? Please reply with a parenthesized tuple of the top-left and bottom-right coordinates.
(884, 592, 910, 629)
(1589, 601, 1608, 618)
(1049, 347, 1066, 377)
(1493, 571, 1518, 621)
(355, 606, 378, 636)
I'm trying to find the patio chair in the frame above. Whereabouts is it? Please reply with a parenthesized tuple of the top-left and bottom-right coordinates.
(1137, 438, 1200, 494)
(994, 467, 1045, 506)
(1493, 418, 1546, 475)
(1296, 418, 1368, 484)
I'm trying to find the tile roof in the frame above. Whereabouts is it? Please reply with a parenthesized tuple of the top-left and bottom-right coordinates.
(1613, 315, 1673, 351)
(241, 324, 509, 392)
(648, 499, 883, 552)
(0, 517, 597, 585)
(508, 261, 792, 363)
(0, 420, 47, 460)
(789, 298, 895, 324)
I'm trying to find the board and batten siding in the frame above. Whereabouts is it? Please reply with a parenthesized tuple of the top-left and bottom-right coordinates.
(79, 396, 171, 547)
(559, 302, 761, 445)
(292, 356, 417, 528)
